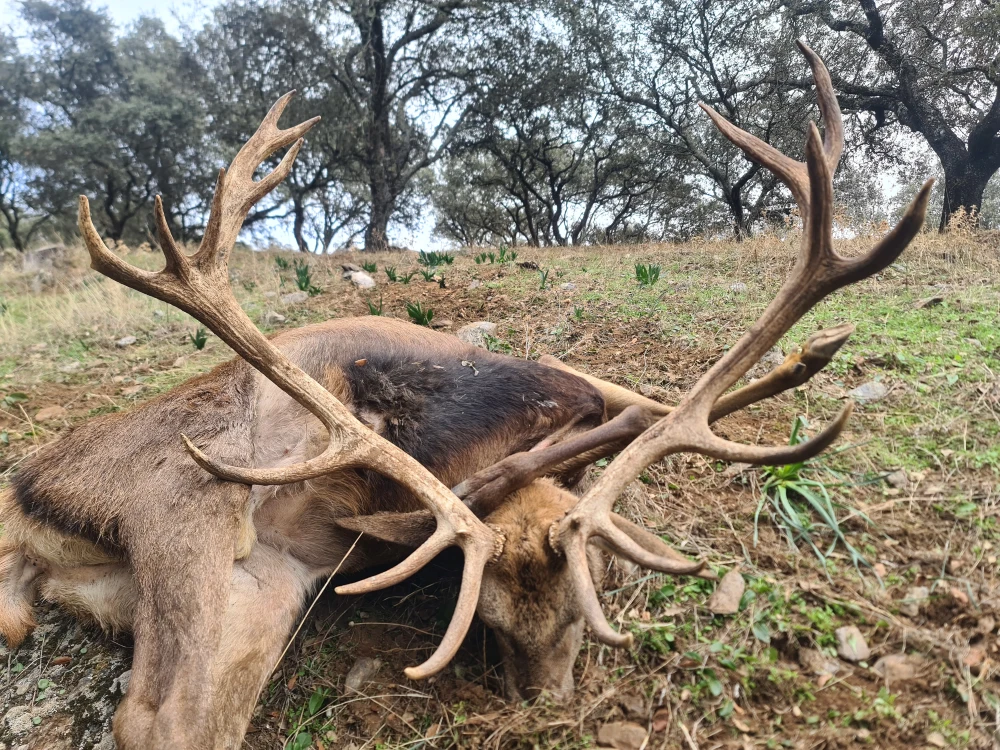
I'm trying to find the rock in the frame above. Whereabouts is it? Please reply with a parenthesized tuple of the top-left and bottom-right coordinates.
(963, 645, 987, 672)
(345, 657, 381, 693)
(121, 385, 144, 397)
(58, 362, 81, 373)
(263, 311, 286, 326)
(915, 296, 944, 310)
(873, 653, 923, 683)
(467, 279, 482, 290)
(798, 648, 840, 676)
(153, 309, 164, 318)
(171, 356, 188, 368)
(900, 586, 930, 617)
(113, 670, 132, 695)
(35, 406, 68, 422)
(835, 626, 871, 662)
(341, 263, 362, 274)
(706, 569, 745, 615)
(456, 321, 498, 349)
(976, 615, 996, 635)
(559, 282, 576, 291)
(651, 707, 670, 733)
(115, 336, 137, 348)
(280, 291, 309, 305)
(597, 721, 648, 750)
(885, 469, 909, 489)
(926, 731, 948, 748)
(748, 345, 785, 380)
(729, 282, 748, 293)
(430, 319, 453, 329)
(620, 694, 645, 719)
(848, 380, 889, 403)
(345, 270, 376, 289)
(264, 291, 277, 298)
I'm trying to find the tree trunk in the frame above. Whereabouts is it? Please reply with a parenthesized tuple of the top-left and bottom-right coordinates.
(939, 162, 992, 231)
(727, 188, 750, 242)
(292, 196, 308, 253)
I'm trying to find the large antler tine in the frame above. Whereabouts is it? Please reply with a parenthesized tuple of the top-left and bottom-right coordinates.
(700, 402, 854, 465)
(402, 543, 494, 680)
(152, 196, 190, 276)
(796, 39, 844, 171)
(803, 122, 834, 263)
(79, 196, 156, 287)
(336, 532, 452, 595)
(598, 522, 706, 576)
(699, 102, 809, 207)
(836, 179, 935, 286)
(609, 515, 718, 581)
(564, 536, 633, 647)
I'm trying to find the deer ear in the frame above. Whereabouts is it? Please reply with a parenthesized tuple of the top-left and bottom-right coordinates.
(335, 511, 436, 548)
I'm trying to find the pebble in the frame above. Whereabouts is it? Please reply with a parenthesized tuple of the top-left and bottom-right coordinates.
(848, 380, 889, 403)
(35, 405, 68, 421)
(115, 335, 137, 348)
(706, 569, 745, 615)
(900, 586, 929, 617)
(873, 653, 923, 682)
(835, 625, 870, 662)
(263, 311, 286, 326)
(345, 657, 381, 693)
(597, 721, 648, 750)
(729, 282, 748, 293)
(885, 469, 908, 488)
(344, 270, 376, 289)
(456, 321, 498, 349)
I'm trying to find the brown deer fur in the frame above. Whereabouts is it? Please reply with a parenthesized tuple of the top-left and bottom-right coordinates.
(0, 316, 615, 747)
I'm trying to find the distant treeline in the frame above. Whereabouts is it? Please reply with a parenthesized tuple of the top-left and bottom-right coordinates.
(1, 0, 999, 252)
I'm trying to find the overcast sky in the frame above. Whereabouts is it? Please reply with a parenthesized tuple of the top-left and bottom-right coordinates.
(1, 0, 207, 39)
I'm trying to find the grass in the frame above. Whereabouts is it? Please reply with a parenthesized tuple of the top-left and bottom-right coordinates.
(2, 228, 1000, 748)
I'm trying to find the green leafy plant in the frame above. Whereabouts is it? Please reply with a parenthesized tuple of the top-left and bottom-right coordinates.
(418, 250, 454, 267)
(420, 269, 436, 282)
(361, 261, 377, 273)
(399, 270, 416, 284)
(474, 252, 487, 264)
(635, 263, 661, 286)
(293, 259, 322, 296)
(2, 392, 28, 409)
(384, 266, 398, 282)
(366, 295, 384, 315)
(755, 416, 872, 577)
(437, 274, 447, 289)
(274, 256, 290, 270)
(539, 269, 550, 289)
(189, 326, 208, 350)
(573, 306, 584, 320)
(406, 301, 434, 327)
(0, 298, 8, 315)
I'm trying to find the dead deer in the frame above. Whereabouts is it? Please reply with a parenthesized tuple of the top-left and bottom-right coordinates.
(0, 41, 930, 750)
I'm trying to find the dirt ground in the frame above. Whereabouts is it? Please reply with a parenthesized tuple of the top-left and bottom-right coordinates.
(2, 232, 1000, 749)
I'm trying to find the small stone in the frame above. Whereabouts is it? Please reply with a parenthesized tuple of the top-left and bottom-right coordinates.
(345, 657, 381, 693)
(848, 380, 889, 403)
(651, 708, 669, 733)
(345, 271, 376, 289)
(467, 279, 482, 290)
(597, 721, 648, 750)
(34, 405, 68, 421)
(456, 321, 498, 349)
(153, 309, 164, 318)
(976, 615, 996, 635)
(885, 469, 908, 488)
(264, 291, 277, 298)
(114, 669, 132, 695)
(927, 731, 948, 748)
(620, 694, 645, 719)
(873, 563, 887, 578)
(430, 318, 453, 329)
(263, 311, 286, 326)
(729, 282, 748, 293)
(171, 356, 187, 368)
(706, 569, 745, 615)
(280, 291, 309, 305)
(915, 296, 944, 310)
(963, 646, 987, 672)
(115, 335, 137, 348)
(341, 263, 362, 273)
(560, 282, 576, 290)
(873, 653, 923, 683)
(949, 587, 969, 607)
(900, 586, 929, 617)
(798, 648, 840, 676)
(121, 385, 144, 397)
(835, 625, 870, 662)
(58, 361, 81, 373)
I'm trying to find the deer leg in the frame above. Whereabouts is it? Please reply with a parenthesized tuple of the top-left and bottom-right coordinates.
(209, 544, 312, 749)
(112, 503, 241, 750)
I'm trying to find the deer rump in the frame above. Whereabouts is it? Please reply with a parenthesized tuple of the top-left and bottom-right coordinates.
(0, 316, 606, 703)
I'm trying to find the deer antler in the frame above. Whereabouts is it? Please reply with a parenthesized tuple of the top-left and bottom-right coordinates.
(78, 92, 498, 680)
(548, 40, 933, 647)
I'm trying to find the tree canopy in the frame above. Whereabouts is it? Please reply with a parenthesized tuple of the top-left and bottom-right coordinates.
(0, 0, 996, 252)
